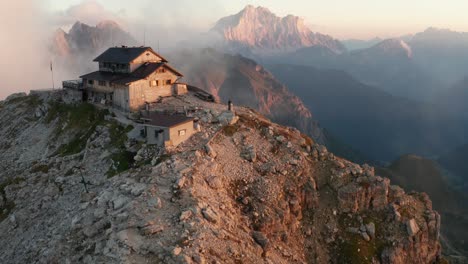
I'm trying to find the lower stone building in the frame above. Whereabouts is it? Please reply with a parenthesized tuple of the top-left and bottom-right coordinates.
(139, 112, 195, 147)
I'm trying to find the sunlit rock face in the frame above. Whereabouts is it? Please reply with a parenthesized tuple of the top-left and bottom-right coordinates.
(211, 5, 346, 54)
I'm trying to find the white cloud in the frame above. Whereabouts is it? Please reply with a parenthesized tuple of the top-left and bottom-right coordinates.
(50, 0, 127, 30)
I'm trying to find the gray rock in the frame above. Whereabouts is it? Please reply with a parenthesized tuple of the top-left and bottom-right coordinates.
(346, 227, 360, 234)
(206, 175, 223, 189)
(366, 222, 376, 238)
(204, 144, 217, 158)
(112, 196, 129, 210)
(130, 183, 146, 196)
(147, 197, 162, 209)
(175, 177, 187, 189)
(180, 210, 193, 221)
(252, 231, 269, 248)
(276, 135, 286, 142)
(361, 232, 371, 242)
(406, 219, 420, 236)
(217, 111, 239, 125)
(202, 208, 219, 223)
(241, 145, 256, 162)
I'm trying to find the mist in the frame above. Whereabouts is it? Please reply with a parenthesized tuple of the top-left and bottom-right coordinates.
(0, 1, 53, 99)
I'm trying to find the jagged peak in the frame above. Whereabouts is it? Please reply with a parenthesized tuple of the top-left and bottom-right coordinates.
(96, 20, 121, 29)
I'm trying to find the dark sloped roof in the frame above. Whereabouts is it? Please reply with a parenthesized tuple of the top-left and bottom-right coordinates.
(142, 112, 194, 128)
(80, 62, 183, 85)
(93, 47, 168, 63)
(80, 71, 124, 82)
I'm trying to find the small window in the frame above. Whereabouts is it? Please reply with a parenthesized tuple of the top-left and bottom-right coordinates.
(155, 129, 163, 137)
(146, 52, 150, 56)
(150, 80, 157, 87)
(98, 80, 106, 86)
(88, 80, 94, 85)
(166, 80, 171, 85)
(178, 129, 186, 136)
(156, 80, 160, 86)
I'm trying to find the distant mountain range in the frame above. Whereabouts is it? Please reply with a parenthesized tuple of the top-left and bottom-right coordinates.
(210, 5, 345, 55)
(341, 37, 383, 50)
(265, 37, 443, 101)
(268, 64, 468, 161)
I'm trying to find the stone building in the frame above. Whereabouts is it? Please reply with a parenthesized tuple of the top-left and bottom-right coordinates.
(139, 112, 195, 147)
(79, 46, 187, 112)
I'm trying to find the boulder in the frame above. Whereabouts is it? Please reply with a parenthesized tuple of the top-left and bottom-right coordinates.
(252, 231, 269, 248)
(217, 111, 239, 125)
(202, 207, 219, 223)
(180, 210, 193, 221)
(204, 144, 217, 158)
(366, 222, 376, 238)
(406, 219, 420, 236)
(205, 175, 223, 189)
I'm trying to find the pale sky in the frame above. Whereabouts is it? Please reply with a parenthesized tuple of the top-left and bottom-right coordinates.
(43, 0, 468, 39)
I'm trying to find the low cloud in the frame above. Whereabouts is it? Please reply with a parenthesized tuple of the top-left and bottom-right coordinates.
(50, 0, 127, 30)
(0, 0, 51, 99)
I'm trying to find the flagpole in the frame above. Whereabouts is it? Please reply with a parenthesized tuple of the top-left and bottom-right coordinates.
(50, 61, 55, 90)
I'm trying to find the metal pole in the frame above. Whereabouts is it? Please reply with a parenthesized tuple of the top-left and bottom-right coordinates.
(50, 61, 55, 89)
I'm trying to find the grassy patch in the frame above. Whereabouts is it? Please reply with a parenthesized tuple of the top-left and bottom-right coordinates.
(0, 177, 25, 221)
(30, 164, 50, 174)
(107, 151, 135, 178)
(48, 103, 109, 156)
(335, 212, 390, 264)
(108, 121, 133, 148)
(5, 95, 42, 107)
(106, 121, 136, 177)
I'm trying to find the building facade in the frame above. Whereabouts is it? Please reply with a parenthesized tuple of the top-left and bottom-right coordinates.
(80, 46, 187, 112)
(140, 112, 195, 147)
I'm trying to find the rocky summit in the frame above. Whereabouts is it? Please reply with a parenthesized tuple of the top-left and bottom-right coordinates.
(211, 5, 345, 54)
(0, 91, 443, 263)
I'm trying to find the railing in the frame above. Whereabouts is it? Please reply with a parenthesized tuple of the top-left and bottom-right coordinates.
(62, 80, 83, 90)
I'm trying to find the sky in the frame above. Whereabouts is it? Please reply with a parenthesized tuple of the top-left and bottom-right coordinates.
(43, 0, 468, 39)
(1, 0, 468, 99)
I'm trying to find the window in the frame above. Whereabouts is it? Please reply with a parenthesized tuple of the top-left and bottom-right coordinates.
(178, 129, 186, 136)
(150, 80, 157, 87)
(88, 80, 94, 85)
(166, 80, 171, 85)
(98, 80, 106, 86)
(156, 80, 160, 86)
(155, 129, 163, 137)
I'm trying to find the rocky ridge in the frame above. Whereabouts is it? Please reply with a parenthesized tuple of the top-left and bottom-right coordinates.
(0, 92, 443, 263)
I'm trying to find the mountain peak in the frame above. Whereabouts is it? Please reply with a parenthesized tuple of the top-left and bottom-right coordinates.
(96, 20, 121, 29)
(212, 6, 345, 53)
(371, 38, 413, 58)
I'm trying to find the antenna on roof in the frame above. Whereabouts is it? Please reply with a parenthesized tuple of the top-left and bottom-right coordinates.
(143, 25, 146, 46)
